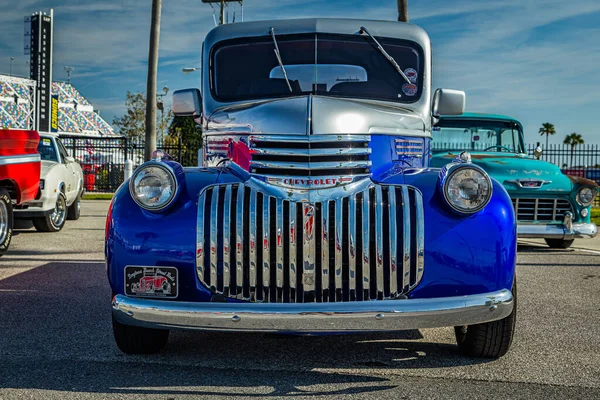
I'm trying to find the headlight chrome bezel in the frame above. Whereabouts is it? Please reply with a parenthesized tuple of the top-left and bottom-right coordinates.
(576, 186, 596, 207)
(129, 161, 178, 212)
(440, 163, 493, 215)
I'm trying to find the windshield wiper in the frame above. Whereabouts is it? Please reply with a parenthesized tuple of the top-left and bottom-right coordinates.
(269, 27, 293, 92)
(359, 26, 411, 85)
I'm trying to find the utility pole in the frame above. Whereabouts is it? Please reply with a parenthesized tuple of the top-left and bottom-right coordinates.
(220, 0, 225, 25)
(397, 0, 408, 22)
(145, 0, 162, 161)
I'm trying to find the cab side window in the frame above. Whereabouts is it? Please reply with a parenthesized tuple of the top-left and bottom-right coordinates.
(57, 139, 70, 163)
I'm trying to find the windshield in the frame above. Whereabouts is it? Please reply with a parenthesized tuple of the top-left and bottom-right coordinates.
(37, 137, 58, 162)
(432, 119, 525, 154)
(212, 34, 423, 103)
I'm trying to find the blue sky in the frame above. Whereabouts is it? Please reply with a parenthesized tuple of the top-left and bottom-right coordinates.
(1, 0, 599, 145)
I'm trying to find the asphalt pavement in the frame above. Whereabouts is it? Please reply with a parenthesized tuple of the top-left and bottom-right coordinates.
(0, 200, 599, 399)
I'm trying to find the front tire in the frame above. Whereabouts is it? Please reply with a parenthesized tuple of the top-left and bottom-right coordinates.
(544, 238, 574, 249)
(33, 193, 67, 232)
(0, 188, 13, 257)
(67, 194, 81, 220)
(112, 315, 169, 354)
(455, 281, 517, 358)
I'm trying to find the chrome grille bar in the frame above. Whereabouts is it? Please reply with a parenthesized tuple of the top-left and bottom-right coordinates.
(223, 185, 232, 295)
(334, 198, 343, 301)
(250, 160, 371, 170)
(248, 190, 257, 300)
(262, 195, 270, 302)
(197, 183, 424, 303)
(209, 188, 219, 290)
(388, 188, 398, 297)
(512, 197, 573, 222)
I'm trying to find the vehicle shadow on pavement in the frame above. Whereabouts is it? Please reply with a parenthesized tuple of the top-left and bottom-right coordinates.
(0, 261, 491, 397)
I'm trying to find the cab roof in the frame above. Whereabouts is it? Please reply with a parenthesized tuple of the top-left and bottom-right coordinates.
(439, 112, 522, 125)
(204, 18, 430, 48)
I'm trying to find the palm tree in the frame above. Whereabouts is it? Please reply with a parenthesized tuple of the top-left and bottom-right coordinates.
(563, 133, 584, 167)
(538, 122, 555, 151)
(397, 0, 408, 22)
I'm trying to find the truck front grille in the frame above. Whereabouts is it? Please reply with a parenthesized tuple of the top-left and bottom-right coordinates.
(196, 182, 424, 303)
(511, 198, 573, 222)
(249, 134, 371, 178)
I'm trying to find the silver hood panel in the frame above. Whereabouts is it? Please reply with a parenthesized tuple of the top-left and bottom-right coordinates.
(206, 96, 427, 137)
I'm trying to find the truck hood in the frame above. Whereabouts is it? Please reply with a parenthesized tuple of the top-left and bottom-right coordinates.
(430, 152, 573, 194)
(206, 95, 426, 136)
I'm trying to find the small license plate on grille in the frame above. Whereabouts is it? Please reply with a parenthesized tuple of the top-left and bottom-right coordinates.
(125, 266, 178, 298)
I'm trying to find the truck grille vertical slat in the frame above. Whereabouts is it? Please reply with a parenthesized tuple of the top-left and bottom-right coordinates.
(348, 194, 357, 301)
(414, 189, 425, 284)
(197, 183, 424, 303)
(374, 186, 384, 299)
(387, 188, 398, 297)
(209, 188, 219, 290)
(262, 194, 271, 302)
(248, 190, 258, 300)
(235, 184, 245, 298)
(288, 201, 297, 302)
(222, 185, 232, 295)
(275, 198, 284, 302)
(361, 188, 371, 301)
(334, 198, 343, 302)
(320, 201, 329, 302)
(401, 186, 411, 291)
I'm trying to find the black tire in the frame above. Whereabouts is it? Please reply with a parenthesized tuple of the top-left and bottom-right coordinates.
(0, 188, 13, 257)
(67, 194, 81, 220)
(112, 315, 169, 354)
(455, 280, 517, 358)
(33, 193, 67, 232)
(544, 238, 574, 249)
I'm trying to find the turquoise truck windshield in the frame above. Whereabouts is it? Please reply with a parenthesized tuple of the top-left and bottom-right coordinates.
(212, 34, 423, 103)
(432, 119, 525, 153)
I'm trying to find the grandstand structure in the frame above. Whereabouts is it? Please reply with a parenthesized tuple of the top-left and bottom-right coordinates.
(0, 73, 116, 136)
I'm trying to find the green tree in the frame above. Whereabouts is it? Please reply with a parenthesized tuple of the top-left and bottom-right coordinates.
(538, 122, 556, 150)
(563, 132, 584, 167)
(113, 91, 172, 139)
(163, 116, 202, 166)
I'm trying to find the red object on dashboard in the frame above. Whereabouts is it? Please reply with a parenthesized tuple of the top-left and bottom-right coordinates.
(0, 129, 41, 204)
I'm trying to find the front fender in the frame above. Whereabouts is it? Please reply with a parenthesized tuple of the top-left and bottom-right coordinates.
(378, 168, 516, 297)
(107, 165, 516, 302)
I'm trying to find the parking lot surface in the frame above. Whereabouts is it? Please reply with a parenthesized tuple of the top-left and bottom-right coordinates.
(0, 200, 599, 399)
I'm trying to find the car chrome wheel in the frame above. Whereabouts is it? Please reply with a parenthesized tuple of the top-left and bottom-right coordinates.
(0, 200, 8, 244)
(51, 195, 67, 228)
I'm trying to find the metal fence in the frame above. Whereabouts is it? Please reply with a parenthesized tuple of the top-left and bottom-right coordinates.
(61, 135, 600, 206)
(59, 135, 200, 192)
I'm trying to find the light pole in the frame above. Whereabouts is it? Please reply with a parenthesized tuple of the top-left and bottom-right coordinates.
(9, 57, 14, 76)
(145, 0, 162, 162)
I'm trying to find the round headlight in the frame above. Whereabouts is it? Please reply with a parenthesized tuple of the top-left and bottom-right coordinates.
(443, 166, 493, 214)
(129, 163, 177, 211)
(577, 187, 595, 206)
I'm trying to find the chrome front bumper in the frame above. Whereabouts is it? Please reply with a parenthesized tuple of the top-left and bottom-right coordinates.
(517, 212, 598, 239)
(112, 289, 513, 333)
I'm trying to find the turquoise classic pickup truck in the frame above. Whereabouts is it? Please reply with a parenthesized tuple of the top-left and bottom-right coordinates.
(431, 113, 598, 249)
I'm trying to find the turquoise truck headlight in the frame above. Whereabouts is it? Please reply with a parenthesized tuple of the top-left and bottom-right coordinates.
(440, 164, 493, 214)
(577, 187, 596, 207)
(129, 162, 177, 211)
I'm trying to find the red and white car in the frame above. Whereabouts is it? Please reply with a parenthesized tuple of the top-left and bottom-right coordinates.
(14, 133, 84, 232)
(0, 129, 41, 256)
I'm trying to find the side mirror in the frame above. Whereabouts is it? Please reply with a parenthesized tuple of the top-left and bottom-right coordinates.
(65, 156, 75, 163)
(172, 88, 202, 117)
(432, 88, 466, 117)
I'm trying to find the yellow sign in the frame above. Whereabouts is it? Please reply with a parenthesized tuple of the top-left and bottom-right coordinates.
(51, 96, 59, 132)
